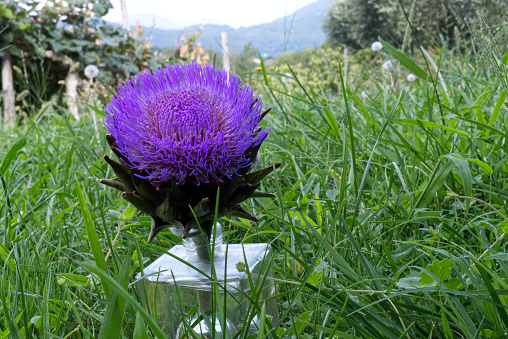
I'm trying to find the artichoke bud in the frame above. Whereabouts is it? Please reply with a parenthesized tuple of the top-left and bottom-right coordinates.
(101, 135, 278, 243)
(122, 192, 155, 215)
(131, 170, 164, 205)
(217, 204, 241, 217)
(229, 183, 261, 205)
(245, 163, 282, 184)
(192, 198, 210, 218)
(104, 155, 135, 192)
(251, 191, 275, 199)
(231, 206, 259, 222)
(155, 197, 178, 221)
(98, 178, 126, 192)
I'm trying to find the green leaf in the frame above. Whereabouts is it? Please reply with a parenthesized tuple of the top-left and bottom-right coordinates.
(500, 221, 508, 234)
(484, 253, 508, 260)
(379, 38, 429, 81)
(416, 159, 455, 209)
(390, 119, 470, 137)
(58, 274, 90, 287)
(458, 116, 508, 139)
(0, 6, 14, 20)
(441, 154, 472, 208)
(0, 244, 16, 270)
(449, 156, 493, 176)
(420, 258, 454, 285)
(48, 203, 79, 229)
(120, 206, 137, 221)
(287, 311, 312, 336)
(444, 278, 463, 290)
(133, 312, 149, 339)
(477, 265, 508, 328)
(441, 309, 453, 339)
(307, 271, 323, 287)
(0, 138, 26, 175)
(258, 52, 268, 85)
(76, 180, 111, 298)
(257, 303, 266, 339)
(98, 250, 131, 339)
(396, 276, 423, 289)
(326, 189, 340, 201)
(503, 49, 508, 66)
(483, 91, 506, 156)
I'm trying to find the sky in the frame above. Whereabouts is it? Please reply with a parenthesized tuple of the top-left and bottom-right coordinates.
(103, 0, 319, 29)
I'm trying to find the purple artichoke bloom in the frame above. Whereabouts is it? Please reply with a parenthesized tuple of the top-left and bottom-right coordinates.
(104, 62, 269, 185)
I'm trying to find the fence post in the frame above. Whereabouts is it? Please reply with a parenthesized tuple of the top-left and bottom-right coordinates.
(1, 50, 15, 128)
(221, 32, 230, 72)
(120, 0, 130, 31)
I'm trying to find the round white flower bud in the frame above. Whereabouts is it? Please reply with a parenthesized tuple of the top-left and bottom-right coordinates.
(382, 61, 393, 71)
(84, 65, 99, 78)
(371, 41, 383, 52)
(406, 73, 416, 82)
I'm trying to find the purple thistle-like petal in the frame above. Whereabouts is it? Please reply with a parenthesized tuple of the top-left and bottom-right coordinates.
(104, 62, 269, 184)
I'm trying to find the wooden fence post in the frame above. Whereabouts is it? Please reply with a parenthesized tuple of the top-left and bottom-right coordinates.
(65, 71, 80, 121)
(120, 0, 130, 31)
(221, 32, 230, 72)
(1, 50, 15, 128)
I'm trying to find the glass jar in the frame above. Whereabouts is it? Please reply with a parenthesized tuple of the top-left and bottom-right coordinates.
(136, 224, 278, 338)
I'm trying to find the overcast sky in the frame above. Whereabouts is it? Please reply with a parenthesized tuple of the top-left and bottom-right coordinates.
(104, 0, 319, 29)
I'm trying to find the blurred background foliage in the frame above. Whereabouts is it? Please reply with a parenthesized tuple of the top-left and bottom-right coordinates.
(324, 0, 508, 52)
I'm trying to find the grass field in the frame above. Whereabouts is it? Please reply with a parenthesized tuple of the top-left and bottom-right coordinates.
(1, 40, 508, 338)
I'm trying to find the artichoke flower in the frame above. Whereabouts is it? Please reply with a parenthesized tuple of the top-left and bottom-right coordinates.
(100, 62, 279, 244)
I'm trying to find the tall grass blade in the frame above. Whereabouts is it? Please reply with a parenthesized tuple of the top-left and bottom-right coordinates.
(85, 265, 167, 338)
(98, 249, 131, 339)
(379, 39, 429, 81)
(0, 138, 26, 176)
(76, 180, 112, 298)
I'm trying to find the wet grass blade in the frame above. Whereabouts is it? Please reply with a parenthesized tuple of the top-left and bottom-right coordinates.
(0, 137, 26, 176)
(76, 180, 112, 298)
(85, 264, 167, 339)
(380, 38, 429, 81)
(98, 249, 131, 339)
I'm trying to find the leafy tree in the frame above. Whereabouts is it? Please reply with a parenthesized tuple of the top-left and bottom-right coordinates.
(324, 0, 508, 51)
(273, 48, 315, 68)
(232, 42, 259, 79)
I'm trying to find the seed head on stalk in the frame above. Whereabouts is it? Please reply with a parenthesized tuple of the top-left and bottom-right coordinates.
(100, 62, 279, 244)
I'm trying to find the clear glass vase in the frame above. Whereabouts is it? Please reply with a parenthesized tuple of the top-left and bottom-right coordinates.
(136, 224, 278, 338)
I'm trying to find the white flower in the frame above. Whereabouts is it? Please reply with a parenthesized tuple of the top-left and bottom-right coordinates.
(361, 91, 368, 99)
(382, 61, 393, 71)
(406, 73, 416, 82)
(84, 65, 99, 78)
(281, 72, 293, 84)
(371, 41, 383, 52)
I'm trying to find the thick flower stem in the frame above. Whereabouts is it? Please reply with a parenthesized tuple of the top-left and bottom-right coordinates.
(197, 290, 212, 313)
(192, 229, 213, 313)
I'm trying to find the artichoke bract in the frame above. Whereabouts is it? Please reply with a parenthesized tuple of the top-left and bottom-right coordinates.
(100, 62, 279, 243)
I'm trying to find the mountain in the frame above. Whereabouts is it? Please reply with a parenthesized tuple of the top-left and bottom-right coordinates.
(127, 13, 188, 30)
(125, 0, 333, 57)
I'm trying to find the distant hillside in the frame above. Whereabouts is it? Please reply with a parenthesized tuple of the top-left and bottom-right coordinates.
(120, 0, 332, 57)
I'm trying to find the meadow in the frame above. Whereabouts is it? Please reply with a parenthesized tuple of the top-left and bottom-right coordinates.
(1, 37, 508, 338)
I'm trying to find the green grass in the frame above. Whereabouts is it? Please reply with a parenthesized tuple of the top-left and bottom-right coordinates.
(1, 41, 508, 338)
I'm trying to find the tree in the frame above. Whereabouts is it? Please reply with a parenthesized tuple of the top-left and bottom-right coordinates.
(232, 42, 258, 80)
(324, 0, 508, 51)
